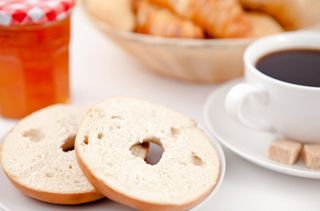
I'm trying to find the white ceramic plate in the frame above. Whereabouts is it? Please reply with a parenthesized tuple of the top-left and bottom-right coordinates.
(0, 122, 225, 211)
(204, 79, 320, 179)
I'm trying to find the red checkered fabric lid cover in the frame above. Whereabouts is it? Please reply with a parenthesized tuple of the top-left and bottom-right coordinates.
(0, 0, 74, 26)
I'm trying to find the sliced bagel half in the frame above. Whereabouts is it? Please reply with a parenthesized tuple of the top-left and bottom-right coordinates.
(0, 104, 148, 205)
(76, 98, 220, 210)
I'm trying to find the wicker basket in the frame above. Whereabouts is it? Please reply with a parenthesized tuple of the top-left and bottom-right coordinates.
(82, 0, 320, 83)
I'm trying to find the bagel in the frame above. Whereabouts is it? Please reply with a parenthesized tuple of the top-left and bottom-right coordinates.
(0, 104, 148, 205)
(75, 98, 220, 210)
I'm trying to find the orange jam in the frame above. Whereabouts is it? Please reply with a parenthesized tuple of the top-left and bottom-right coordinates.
(0, 17, 70, 119)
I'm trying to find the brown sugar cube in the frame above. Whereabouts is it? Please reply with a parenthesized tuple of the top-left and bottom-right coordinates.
(268, 139, 302, 165)
(303, 144, 320, 170)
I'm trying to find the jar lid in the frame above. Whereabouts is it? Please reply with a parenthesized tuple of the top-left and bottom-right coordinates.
(0, 0, 74, 26)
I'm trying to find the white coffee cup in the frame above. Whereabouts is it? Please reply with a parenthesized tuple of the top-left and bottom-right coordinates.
(225, 32, 320, 143)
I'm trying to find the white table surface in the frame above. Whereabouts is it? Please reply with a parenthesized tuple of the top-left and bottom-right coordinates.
(1, 7, 320, 211)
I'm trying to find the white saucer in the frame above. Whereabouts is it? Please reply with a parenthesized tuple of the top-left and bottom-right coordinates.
(204, 79, 320, 179)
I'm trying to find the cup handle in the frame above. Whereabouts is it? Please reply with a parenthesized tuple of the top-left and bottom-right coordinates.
(225, 83, 274, 132)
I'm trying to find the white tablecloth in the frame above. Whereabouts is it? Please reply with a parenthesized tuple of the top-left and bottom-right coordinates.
(0, 7, 319, 211)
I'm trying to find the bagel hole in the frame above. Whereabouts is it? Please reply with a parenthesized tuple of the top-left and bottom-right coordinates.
(191, 153, 203, 166)
(22, 129, 44, 142)
(130, 142, 149, 159)
(143, 137, 164, 165)
(61, 135, 76, 152)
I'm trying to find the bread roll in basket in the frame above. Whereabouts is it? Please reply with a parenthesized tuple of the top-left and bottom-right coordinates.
(82, 0, 320, 83)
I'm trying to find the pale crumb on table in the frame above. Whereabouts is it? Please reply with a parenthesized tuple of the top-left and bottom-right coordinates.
(303, 144, 320, 170)
(268, 139, 302, 165)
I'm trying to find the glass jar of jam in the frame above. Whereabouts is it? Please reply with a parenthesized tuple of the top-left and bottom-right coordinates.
(0, 0, 74, 119)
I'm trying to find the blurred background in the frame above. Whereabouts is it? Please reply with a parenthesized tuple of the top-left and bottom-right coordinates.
(1, 1, 320, 210)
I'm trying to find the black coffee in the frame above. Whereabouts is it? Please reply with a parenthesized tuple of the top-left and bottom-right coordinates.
(256, 49, 320, 87)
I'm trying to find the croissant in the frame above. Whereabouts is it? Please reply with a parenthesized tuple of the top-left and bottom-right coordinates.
(240, 0, 320, 30)
(134, 0, 204, 39)
(149, 0, 253, 38)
